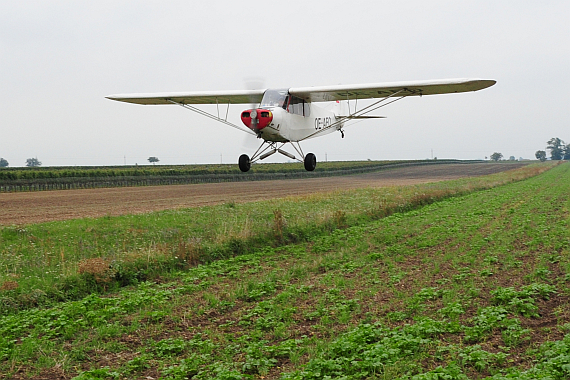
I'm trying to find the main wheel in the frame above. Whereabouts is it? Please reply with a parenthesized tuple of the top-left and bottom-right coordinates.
(304, 153, 317, 171)
(238, 154, 251, 172)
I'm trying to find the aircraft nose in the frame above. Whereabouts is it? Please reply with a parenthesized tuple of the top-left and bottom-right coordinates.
(241, 108, 273, 130)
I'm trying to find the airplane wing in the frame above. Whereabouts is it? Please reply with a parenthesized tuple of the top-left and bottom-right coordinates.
(106, 78, 495, 105)
(106, 89, 266, 105)
(289, 78, 496, 102)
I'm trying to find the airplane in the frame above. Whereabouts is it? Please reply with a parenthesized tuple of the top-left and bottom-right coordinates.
(106, 78, 495, 172)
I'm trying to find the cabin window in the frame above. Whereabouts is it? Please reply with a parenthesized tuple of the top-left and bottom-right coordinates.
(260, 89, 310, 117)
(287, 95, 310, 117)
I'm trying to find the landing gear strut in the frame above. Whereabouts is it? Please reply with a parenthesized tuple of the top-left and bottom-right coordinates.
(239, 141, 317, 172)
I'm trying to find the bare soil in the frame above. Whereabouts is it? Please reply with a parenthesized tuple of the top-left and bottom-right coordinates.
(0, 163, 528, 225)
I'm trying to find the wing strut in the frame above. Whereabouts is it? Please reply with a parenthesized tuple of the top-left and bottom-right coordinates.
(166, 99, 257, 136)
(300, 88, 413, 141)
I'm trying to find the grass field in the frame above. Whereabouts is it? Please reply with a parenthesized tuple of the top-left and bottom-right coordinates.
(1, 162, 569, 379)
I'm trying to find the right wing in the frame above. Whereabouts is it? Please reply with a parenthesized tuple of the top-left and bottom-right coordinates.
(106, 89, 266, 105)
(289, 78, 496, 102)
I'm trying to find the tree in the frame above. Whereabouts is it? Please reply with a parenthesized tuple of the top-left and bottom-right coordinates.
(490, 152, 503, 161)
(0, 158, 8, 168)
(535, 150, 547, 162)
(564, 144, 570, 160)
(25, 157, 42, 167)
(148, 156, 159, 165)
(546, 137, 565, 160)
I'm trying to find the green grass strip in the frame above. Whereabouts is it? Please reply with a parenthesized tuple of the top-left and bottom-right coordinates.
(0, 163, 557, 314)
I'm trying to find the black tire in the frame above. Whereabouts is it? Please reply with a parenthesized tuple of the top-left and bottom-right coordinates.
(304, 153, 317, 171)
(238, 154, 251, 172)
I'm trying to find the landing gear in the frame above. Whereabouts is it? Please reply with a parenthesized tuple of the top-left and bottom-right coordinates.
(239, 141, 316, 172)
(238, 154, 251, 172)
(304, 153, 316, 171)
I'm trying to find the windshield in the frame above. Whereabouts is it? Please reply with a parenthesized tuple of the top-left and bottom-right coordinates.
(260, 89, 289, 108)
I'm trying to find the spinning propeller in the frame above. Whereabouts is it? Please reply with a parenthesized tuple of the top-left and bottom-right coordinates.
(241, 77, 265, 149)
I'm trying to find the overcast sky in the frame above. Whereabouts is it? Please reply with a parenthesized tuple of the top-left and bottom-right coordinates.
(1, 1, 569, 167)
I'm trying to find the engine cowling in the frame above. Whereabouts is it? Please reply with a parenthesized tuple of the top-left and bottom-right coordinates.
(241, 109, 273, 131)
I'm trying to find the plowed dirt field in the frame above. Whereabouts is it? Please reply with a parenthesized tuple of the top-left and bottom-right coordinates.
(0, 163, 528, 225)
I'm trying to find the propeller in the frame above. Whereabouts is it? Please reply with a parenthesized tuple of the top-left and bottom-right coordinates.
(242, 77, 265, 150)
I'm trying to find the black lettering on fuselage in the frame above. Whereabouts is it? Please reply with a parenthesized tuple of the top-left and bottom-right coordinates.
(314, 117, 332, 130)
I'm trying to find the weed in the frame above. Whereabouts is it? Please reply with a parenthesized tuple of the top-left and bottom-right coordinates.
(238, 280, 277, 302)
(332, 210, 348, 229)
(439, 302, 466, 319)
(225, 200, 237, 208)
(408, 362, 468, 380)
(123, 354, 152, 373)
(78, 257, 114, 284)
(415, 287, 445, 301)
(458, 344, 508, 371)
(273, 209, 286, 241)
(242, 341, 278, 375)
(530, 267, 552, 282)
(161, 356, 201, 379)
(0, 280, 18, 291)
(502, 319, 531, 347)
(464, 306, 509, 343)
(366, 252, 385, 261)
(491, 284, 556, 317)
(151, 338, 186, 357)
(72, 367, 120, 379)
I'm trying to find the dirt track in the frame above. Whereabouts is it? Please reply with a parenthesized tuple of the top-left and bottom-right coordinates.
(0, 163, 528, 225)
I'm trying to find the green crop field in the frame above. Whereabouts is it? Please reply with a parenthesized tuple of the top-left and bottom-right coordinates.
(1, 162, 569, 379)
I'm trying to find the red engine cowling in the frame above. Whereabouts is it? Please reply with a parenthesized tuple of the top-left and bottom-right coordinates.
(241, 109, 273, 131)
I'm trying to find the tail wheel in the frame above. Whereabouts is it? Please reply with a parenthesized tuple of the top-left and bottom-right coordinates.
(238, 154, 251, 172)
(304, 153, 317, 171)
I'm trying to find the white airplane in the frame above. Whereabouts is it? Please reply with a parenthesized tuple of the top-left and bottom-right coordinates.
(107, 78, 495, 172)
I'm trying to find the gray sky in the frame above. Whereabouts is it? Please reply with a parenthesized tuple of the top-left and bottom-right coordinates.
(1, 1, 569, 167)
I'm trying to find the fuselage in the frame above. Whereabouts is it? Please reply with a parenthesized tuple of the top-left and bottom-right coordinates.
(240, 89, 342, 143)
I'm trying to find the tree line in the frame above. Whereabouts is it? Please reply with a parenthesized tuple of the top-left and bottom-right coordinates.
(0, 158, 42, 168)
(535, 137, 570, 162)
(0, 156, 162, 168)
(489, 137, 569, 162)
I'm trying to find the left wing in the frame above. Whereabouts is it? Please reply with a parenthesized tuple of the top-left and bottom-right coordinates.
(290, 78, 496, 102)
(106, 89, 266, 105)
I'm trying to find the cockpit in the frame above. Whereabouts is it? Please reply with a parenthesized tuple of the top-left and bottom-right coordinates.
(260, 89, 288, 108)
(260, 89, 310, 117)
